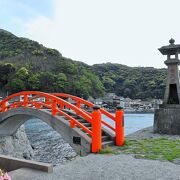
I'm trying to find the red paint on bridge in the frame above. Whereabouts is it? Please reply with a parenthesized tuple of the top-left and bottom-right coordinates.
(0, 91, 124, 152)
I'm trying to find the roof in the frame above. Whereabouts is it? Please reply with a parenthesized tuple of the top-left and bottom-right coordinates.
(159, 39, 180, 55)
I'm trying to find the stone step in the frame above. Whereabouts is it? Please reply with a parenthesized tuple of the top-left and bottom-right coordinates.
(77, 118, 86, 123)
(102, 135, 110, 142)
(71, 115, 82, 119)
(102, 140, 114, 149)
(102, 131, 107, 136)
(64, 111, 72, 115)
(81, 122, 91, 127)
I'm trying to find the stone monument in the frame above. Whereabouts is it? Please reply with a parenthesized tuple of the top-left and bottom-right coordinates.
(154, 38, 180, 135)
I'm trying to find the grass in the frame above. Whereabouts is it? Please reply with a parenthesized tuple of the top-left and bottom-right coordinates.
(99, 138, 180, 163)
(116, 138, 180, 162)
(99, 145, 113, 154)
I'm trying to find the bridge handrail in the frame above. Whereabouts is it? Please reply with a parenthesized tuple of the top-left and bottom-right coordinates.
(52, 93, 116, 132)
(2, 100, 93, 136)
(0, 91, 93, 134)
(28, 93, 116, 132)
(30, 101, 93, 136)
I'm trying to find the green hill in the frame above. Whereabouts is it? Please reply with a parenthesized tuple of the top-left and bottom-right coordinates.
(0, 29, 166, 100)
(92, 63, 166, 99)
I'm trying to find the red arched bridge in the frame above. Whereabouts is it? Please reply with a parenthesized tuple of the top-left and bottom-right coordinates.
(0, 91, 124, 155)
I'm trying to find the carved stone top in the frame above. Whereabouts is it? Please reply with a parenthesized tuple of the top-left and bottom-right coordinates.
(169, 38, 175, 45)
(159, 38, 180, 56)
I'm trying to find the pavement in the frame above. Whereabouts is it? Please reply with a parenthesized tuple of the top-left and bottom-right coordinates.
(9, 154, 180, 180)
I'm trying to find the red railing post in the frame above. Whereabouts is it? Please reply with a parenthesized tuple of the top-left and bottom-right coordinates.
(70, 120, 76, 128)
(1, 101, 6, 112)
(91, 106, 102, 153)
(115, 106, 124, 146)
(23, 94, 28, 107)
(52, 100, 57, 116)
(76, 101, 81, 108)
(45, 98, 51, 105)
(60, 103, 64, 109)
(75, 101, 81, 116)
(12, 103, 17, 108)
(35, 103, 41, 109)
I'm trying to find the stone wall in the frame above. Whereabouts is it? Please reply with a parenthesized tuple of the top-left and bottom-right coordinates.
(0, 125, 34, 160)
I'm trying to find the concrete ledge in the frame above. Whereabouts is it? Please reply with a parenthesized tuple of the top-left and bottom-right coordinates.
(0, 155, 53, 173)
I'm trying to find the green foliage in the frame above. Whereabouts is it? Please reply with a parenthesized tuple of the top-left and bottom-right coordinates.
(99, 145, 113, 154)
(93, 63, 166, 100)
(116, 138, 180, 162)
(124, 139, 132, 146)
(5, 78, 26, 93)
(0, 63, 15, 86)
(46, 48, 60, 56)
(16, 67, 29, 80)
(0, 29, 61, 59)
(27, 74, 40, 90)
(0, 29, 105, 97)
(31, 49, 44, 56)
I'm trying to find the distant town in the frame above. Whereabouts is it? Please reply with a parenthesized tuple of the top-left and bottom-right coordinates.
(88, 93, 163, 113)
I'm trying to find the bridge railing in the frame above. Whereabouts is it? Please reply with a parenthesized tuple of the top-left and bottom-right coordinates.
(52, 93, 124, 146)
(0, 91, 93, 136)
(0, 91, 124, 151)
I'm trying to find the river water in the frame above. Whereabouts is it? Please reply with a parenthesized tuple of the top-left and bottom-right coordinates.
(24, 113, 154, 164)
(102, 113, 154, 135)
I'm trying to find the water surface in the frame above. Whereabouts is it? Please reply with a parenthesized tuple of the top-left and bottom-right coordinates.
(25, 113, 154, 137)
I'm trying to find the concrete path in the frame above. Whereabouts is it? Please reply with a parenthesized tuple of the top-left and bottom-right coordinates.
(9, 154, 180, 180)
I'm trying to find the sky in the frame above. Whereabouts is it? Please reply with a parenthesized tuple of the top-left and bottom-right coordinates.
(1, 0, 180, 68)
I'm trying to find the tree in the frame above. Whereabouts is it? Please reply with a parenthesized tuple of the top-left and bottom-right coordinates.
(5, 78, 26, 93)
(53, 73, 67, 92)
(38, 72, 55, 92)
(0, 63, 15, 84)
(16, 67, 29, 80)
(27, 74, 40, 90)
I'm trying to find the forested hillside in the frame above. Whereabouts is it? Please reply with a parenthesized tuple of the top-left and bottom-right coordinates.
(92, 63, 166, 100)
(0, 29, 104, 99)
(0, 29, 166, 100)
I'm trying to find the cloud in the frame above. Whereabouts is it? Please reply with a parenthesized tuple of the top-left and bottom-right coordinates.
(0, 0, 39, 19)
(22, 0, 180, 67)
(0, 0, 52, 36)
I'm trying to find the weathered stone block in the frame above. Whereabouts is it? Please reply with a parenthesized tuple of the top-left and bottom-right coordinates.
(154, 107, 180, 135)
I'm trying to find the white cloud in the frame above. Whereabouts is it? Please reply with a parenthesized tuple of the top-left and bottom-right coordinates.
(22, 0, 180, 67)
